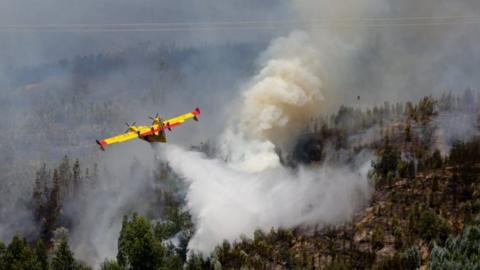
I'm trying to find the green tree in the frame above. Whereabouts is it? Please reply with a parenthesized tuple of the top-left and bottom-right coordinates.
(0, 241, 5, 269)
(417, 96, 437, 124)
(51, 239, 77, 270)
(373, 135, 400, 180)
(100, 260, 122, 270)
(33, 164, 50, 222)
(325, 259, 351, 270)
(42, 169, 62, 243)
(403, 246, 421, 270)
(72, 159, 82, 199)
(375, 253, 403, 270)
(417, 207, 451, 244)
(0, 240, 5, 254)
(425, 149, 443, 170)
(449, 141, 480, 166)
(117, 214, 169, 270)
(431, 149, 443, 169)
(35, 240, 49, 270)
(58, 155, 72, 199)
(154, 191, 193, 262)
(371, 224, 385, 250)
(405, 102, 417, 122)
(2, 235, 37, 270)
(430, 226, 480, 269)
(405, 121, 412, 142)
(186, 253, 209, 270)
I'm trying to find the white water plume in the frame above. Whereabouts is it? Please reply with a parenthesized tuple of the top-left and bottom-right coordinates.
(164, 145, 371, 253)
(162, 32, 373, 254)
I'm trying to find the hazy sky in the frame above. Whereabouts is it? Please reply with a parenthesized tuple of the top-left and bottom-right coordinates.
(0, 1, 293, 67)
(2, 0, 480, 99)
(0, 1, 292, 25)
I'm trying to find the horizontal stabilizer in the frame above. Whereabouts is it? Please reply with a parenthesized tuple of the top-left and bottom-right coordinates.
(193, 107, 201, 121)
(96, 140, 106, 151)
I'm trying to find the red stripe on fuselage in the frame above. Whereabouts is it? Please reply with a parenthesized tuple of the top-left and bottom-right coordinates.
(138, 123, 181, 137)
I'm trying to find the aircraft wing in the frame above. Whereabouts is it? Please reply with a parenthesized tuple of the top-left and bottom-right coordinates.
(96, 126, 151, 150)
(96, 107, 200, 150)
(162, 107, 201, 131)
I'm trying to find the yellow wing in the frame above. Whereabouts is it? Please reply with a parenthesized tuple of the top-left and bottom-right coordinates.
(96, 126, 151, 150)
(162, 107, 201, 130)
(96, 107, 201, 150)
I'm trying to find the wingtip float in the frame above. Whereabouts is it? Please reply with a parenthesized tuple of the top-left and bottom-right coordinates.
(96, 107, 201, 151)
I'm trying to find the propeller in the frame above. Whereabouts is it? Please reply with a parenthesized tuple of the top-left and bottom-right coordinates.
(148, 113, 159, 120)
(125, 122, 136, 132)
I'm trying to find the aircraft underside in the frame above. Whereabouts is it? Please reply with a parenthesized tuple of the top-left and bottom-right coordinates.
(142, 134, 167, 143)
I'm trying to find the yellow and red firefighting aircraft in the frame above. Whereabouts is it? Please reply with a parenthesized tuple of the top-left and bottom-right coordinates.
(96, 107, 201, 150)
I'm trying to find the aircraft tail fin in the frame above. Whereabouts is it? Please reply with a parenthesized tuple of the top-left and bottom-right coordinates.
(193, 107, 201, 121)
(96, 140, 106, 151)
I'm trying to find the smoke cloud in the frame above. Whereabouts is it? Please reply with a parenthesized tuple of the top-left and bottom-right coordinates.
(164, 145, 372, 253)
(221, 32, 324, 172)
(160, 32, 372, 254)
(292, 0, 480, 106)
(2, 0, 480, 266)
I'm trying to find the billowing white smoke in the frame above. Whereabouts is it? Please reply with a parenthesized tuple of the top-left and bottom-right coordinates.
(162, 31, 373, 254)
(434, 110, 479, 154)
(164, 146, 371, 253)
(221, 31, 324, 172)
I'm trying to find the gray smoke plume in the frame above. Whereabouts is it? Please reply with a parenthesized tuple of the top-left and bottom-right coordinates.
(1, 0, 480, 266)
(293, 0, 480, 107)
(221, 32, 324, 172)
(163, 145, 372, 253)
(160, 32, 373, 254)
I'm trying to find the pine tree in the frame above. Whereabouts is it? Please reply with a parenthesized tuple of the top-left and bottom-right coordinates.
(33, 164, 49, 222)
(373, 135, 400, 180)
(51, 240, 76, 270)
(429, 149, 443, 170)
(100, 260, 122, 270)
(42, 169, 61, 243)
(72, 159, 81, 199)
(117, 214, 175, 270)
(2, 235, 37, 270)
(405, 121, 412, 143)
(430, 226, 480, 269)
(186, 253, 209, 270)
(0, 241, 5, 268)
(58, 155, 72, 199)
(35, 239, 49, 270)
(116, 215, 129, 268)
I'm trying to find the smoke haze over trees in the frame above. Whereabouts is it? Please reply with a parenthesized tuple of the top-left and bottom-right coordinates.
(2, 0, 480, 269)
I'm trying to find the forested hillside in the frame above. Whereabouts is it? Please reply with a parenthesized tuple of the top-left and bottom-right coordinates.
(3, 0, 480, 269)
(0, 43, 263, 254)
(2, 90, 480, 269)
